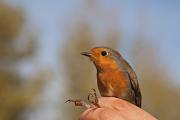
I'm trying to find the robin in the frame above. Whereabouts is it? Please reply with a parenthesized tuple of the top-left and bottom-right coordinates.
(81, 47, 142, 107)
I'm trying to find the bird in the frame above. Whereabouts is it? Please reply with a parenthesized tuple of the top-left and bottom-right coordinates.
(81, 47, 142, 108)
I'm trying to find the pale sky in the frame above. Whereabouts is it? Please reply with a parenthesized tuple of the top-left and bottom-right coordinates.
(12, 0, 180, 82)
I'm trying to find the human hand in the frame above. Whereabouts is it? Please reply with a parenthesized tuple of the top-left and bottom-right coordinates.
(79, 97, 157, 120)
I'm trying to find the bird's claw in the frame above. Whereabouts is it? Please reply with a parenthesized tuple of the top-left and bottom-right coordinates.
(66, 88, 100, 108)
(88, 88, 100, 107)
(65, 99, 82, 106)
(65, 99, 91, 108)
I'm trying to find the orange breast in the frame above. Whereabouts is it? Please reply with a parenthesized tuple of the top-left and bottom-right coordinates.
(97, 69, 130, 98)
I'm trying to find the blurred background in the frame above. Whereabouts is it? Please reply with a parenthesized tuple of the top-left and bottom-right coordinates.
(0, 0, 180, 120)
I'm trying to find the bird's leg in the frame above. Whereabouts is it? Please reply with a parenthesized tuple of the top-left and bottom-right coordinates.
(65, 99, 91, 109)
(88, 88, 100, 107)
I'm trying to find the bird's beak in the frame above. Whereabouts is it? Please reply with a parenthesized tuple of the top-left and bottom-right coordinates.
(81, 51, 92, 57)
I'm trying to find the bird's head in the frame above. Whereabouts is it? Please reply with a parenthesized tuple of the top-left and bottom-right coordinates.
(81, 47, 122, 71)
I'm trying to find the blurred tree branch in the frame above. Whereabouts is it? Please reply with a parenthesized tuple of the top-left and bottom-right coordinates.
(0, 3, 45, 120)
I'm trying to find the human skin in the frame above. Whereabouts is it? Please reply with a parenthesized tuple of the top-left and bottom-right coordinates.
(79, 97, 157, 120)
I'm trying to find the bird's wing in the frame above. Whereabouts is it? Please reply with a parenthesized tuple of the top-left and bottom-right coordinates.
(127, 70, 142, 108)
(122, 59, 142, 107)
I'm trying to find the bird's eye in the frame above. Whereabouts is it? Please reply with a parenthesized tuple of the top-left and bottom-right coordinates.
(101, 51, 108, 56)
